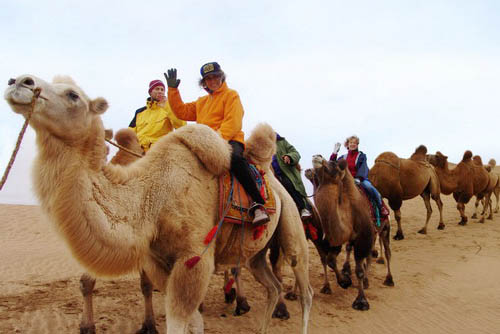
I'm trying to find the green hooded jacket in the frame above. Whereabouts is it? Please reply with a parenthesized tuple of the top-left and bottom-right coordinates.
(275, 136, 307, 198)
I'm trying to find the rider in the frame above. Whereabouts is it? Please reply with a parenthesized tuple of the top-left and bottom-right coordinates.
(271, 133, 312, 219)
(165, 62, 270, 225)
(330, 135, 389, 218)
(129, 79, 186, 152)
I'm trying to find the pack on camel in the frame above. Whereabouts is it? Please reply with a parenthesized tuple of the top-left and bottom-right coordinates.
(302, 155, 394, 311)
(368, 145, 444, 240)
(4, 74, 312, 334)
(471, 157, 499, 223)
(426, 151, 489, 225)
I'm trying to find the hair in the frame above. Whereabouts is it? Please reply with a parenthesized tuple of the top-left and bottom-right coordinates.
(198, 71, 226, 91)
(344, 135, 360, 148)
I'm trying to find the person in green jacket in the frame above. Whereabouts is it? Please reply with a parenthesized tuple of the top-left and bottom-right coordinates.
(271, 133, 312, 219)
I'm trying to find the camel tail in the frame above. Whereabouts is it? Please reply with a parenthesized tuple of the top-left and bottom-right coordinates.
(462, 150, 473, 162)
(244, 123, 276, 168)
(173, 124, 232, 175)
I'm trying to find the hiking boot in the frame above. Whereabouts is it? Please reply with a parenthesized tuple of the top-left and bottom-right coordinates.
(380, 206, 390, 218)
(252, 207, 270, 226)
(300, 208, 312, 219)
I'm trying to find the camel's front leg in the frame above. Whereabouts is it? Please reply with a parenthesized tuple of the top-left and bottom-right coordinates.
(326, 246, 352, 289)
(471, 197, 480, 219)
(352, 257, 370, 311)
(457, 202, 468, 225)
(166, 255, 213, 334)
(417, 192, 433, 234)
(136, 271, 158, 334)
(79, 273, 96, 334)
(232, 267, 251, 316)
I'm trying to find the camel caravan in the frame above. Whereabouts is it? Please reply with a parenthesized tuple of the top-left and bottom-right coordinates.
(4, 74, 499, 334)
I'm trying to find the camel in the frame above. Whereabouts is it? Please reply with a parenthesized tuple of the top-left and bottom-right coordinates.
(368, 145, 444, 240)
(5, 74, 312, 334)
(301, 154, 393, 310)
(471, 158, 499, 222)
(487, 159, 500, 213)
(426, 151, 489, 225)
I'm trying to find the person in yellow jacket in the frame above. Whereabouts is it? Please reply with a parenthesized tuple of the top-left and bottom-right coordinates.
(129, 79, 186, 152)
(165, 62, 269, 225)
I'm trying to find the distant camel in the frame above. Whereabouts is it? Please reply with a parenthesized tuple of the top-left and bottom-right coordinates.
(471, 158, 500, 222)
(427, 151, 489, 225)
(488, 159, 500, 213)
(369, 145, 444, 240)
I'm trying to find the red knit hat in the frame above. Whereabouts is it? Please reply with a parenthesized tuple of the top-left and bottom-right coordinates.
(148, 80, 165, 94)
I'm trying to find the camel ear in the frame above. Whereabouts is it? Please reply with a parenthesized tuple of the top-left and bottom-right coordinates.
(90, 97, 108, 115)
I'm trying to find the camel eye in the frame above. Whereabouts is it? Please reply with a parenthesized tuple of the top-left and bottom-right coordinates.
(68, 91, 79, 101)
(23, 78, 34, 86)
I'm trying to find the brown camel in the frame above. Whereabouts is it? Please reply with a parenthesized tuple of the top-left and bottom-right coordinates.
(369, 145, 444, 240)
(5, 74, 312, 334)
(471, 157, 499, 222)
(427, 151, 489, 225)
(302, 154, 393, 310)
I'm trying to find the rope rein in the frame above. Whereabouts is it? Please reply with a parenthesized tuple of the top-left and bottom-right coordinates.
(0, 88, 41, 191)
(104, 138, 143, 158)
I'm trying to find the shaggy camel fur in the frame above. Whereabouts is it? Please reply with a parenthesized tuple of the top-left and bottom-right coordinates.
(471, 158, 499, 222)
(427, 151, 489, 225)
(369, 145, 444, 240)
(302, 155, 392, 310)
(5, 74, 312, 334)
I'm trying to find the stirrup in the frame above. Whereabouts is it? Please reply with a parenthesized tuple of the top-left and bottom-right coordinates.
(250, 203, 270, 226)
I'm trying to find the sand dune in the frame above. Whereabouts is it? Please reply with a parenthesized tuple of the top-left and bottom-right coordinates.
(1, 192, 499, 333)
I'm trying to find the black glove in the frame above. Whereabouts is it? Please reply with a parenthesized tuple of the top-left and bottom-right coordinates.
(164, 68, 181, 88)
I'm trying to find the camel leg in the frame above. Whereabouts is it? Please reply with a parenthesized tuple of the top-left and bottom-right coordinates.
(457, 202, 468, 225)
(326, 246, 352, 289)
(342, 243, 353, 277)
(136, 271, 158, 334)
(487, 195, 494, 220)
(417, 192, 432, 235)
(289, 255, 313, 334)
(248, 249, 281, 334)
(223, 270, 236, 304)
(393, 209, 404, 240)
(312, 238, 332, 294)
(471, 197, 480, 219)
(380, 223, 394, 286)
(376, 233, 385, 264)
(165, 256, 213, 334)
(79, 273, 96, 334)
(351, 256, 370, 311)
(494, 189, 500, 213)
(232, 267, 251, 316)
(433, 195, 445, 230)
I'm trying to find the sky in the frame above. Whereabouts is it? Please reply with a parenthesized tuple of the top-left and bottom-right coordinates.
(1, 0, 499, 204)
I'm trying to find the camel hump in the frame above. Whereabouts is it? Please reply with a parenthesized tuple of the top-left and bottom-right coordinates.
(462, 150, 473, 162)
(375, 151, 399, 164)
(244, 123, 276, 168)
(488, 158, 496, 168)
(410, 145, 427, 161)
(114, 128, 139, 147)
(172, 124, 231, 175)
(473, 155, 483, 166)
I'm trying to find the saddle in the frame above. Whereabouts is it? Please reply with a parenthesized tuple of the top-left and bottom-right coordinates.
(357, 185, 389, 228)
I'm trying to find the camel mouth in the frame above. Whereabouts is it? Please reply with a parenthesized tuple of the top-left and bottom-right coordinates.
(4, 88, 35, 107)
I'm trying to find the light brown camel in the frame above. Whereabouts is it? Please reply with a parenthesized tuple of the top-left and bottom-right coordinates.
(300, 155, 392, 310)
(368, 145, 444, 240)
(487, 159, 500, 213)
(5, 74, 312, 334)
(471, 157, 499, 222)
(426, 151, 489, 225)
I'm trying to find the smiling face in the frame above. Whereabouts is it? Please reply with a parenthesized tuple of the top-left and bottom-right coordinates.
(203, 73, 223, 91)
(4, 74, 108, 139)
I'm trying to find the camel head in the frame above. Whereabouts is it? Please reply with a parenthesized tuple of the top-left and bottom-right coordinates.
(311, 155, 347, 186)
(488, 159, 497, 168)
(427, 151, 448, 168)
(462, 150, 473, 162)
(5, 74, 108, 140)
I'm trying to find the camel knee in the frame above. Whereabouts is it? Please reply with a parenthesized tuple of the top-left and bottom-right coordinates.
(355, 267, 365, 280)
(140, 273, 153, 297)
(80, 274, 96, 297)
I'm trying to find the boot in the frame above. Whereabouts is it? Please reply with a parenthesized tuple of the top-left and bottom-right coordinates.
(251, 204, 270, 226)
(300, 208, 312, 219)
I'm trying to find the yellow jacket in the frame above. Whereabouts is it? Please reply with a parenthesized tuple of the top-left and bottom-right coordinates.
(129, 99, 186, 151)
(168, 82, 245, 144)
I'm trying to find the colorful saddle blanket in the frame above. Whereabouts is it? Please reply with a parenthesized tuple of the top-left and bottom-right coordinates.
(357, 185, 390, 227)
(219, 165, 276, 225)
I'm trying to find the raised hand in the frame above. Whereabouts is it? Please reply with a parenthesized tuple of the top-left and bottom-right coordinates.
(334, 142, 341, 154)
(164, 68, 181, 88)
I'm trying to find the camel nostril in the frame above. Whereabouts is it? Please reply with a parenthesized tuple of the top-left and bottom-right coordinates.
(8, 78, 15, 85)
(23, 78, 35, 86)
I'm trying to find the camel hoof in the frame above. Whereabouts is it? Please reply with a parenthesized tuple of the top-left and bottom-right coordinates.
(272, 302, 290, 320)
(284, 291, 298, 301)
(458, 221, 467, 226)
(479, 218, 485, 224)
(352, 296, 370, 311)
(363, 278, 369, 289)
(376, 257, 385, 264)
(393, 232, 404, 240)
(338, 275, 352, 289)
(234, 296, 251, 316)
(80, 326, 96, 334)
(471, 213, 477, 219)
(487, 215, 493, 220)
(371, 249, 379, 258)
(225, 287, 236, 304)
(437, 223, 445, 230)
(320, 284, 332, 294)
(384, 275, 395, 287)
(417, 228, 427, 235)
(136, 322, 159, 334)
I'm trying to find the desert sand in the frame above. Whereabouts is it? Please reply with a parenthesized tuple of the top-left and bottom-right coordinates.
(1, 191, 500, 334)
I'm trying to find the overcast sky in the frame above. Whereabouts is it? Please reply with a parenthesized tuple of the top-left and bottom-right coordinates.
(1, 1, 499, 204)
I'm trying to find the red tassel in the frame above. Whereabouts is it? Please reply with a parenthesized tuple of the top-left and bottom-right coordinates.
(308, 223, 318, 241)
(204, 225, 219, 245)
(253, 225, 267, 240)
(185, 256, 201, 269)
(224, 278, 235, 294)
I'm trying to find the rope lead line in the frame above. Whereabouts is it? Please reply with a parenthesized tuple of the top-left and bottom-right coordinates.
(0, 88, 40, 191)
